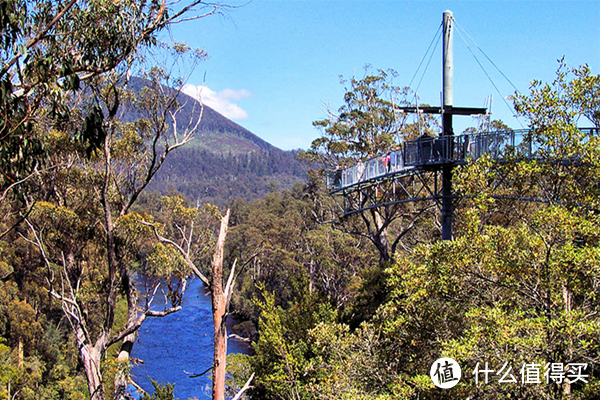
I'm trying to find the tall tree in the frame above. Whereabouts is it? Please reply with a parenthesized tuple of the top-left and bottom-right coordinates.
(0, 2, 233, 399)
(0, 0, 225, 244)
(304, 68, 408, 167)
(0, 0, 223, 185)
(21, 59, 205, 399)
(303, 68, 438, 263)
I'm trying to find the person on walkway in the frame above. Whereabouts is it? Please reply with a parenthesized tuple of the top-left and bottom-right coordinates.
(419, 133, 433, 163)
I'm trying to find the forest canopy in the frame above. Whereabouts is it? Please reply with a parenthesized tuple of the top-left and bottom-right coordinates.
(0, 1, 599, 399)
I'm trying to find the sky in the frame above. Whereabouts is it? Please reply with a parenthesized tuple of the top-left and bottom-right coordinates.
(166, 0, 600, 151)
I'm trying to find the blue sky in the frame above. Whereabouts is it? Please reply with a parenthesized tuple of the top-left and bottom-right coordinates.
(169, 0, 600, 150)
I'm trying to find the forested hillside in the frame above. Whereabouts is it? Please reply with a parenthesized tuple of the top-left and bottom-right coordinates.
(149, 148, 308, 207)
(126, 77, 310, 206)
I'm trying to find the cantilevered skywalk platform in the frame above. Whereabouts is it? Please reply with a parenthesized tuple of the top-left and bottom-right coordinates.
(326, 128, 599, 218)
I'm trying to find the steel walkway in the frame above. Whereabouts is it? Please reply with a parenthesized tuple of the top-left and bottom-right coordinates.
(326, 128, 598, 216)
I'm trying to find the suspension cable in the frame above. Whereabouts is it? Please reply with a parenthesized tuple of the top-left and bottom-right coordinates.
(454, 19, 521, 94)
(408, 22, 442, 91)
(415, 27, 442, 96)
(453, 22, 525, 128)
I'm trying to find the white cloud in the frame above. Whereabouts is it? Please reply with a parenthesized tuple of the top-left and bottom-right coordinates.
(182, 84, 251, 121)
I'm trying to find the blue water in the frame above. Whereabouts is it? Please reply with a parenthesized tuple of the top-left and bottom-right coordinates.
(129, 277, 250, 399)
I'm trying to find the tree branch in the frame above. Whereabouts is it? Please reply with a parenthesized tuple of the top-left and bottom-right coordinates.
(231, 373, 255, 400)
(0, 0, 78, 80)
(107, 305, 182, 348)
(142, 221, 211, 286)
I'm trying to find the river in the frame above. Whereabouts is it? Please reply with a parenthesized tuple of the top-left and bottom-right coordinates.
(129, 277, 250, 399)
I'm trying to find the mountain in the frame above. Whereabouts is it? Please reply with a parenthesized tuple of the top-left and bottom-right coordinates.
(127, 77, 310, 206)
(150, 147, 308, 207)
(127, 76, 276, 153)
(190, 100, 275, 153)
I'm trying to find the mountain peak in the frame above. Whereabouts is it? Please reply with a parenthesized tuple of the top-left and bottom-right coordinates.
(126, 77, 308, 206)
(128, 76, 277, 154)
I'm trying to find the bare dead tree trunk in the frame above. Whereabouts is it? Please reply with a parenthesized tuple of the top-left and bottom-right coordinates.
(16, 339, 23, 369)
(151, 208, 254, 400)
(563, 283, 573, 396)
(210, 209, 255, 400)
(211, 210, 230, 400)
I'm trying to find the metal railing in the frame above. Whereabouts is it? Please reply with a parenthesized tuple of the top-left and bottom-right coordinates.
(326, 128, 599, 191)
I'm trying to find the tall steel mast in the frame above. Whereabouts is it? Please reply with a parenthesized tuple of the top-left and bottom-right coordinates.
(441, 10, 454, 240)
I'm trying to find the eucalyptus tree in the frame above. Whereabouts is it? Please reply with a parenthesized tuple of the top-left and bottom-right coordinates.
(0, 2, 232, 399)
(304, 68, 408, 167)
(368, 61, 600, 399)
(22, 63, 206, 399)
(0, 0, 225, 238)
(303, 68, 438, 263)
(510, 59, 600, 209)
